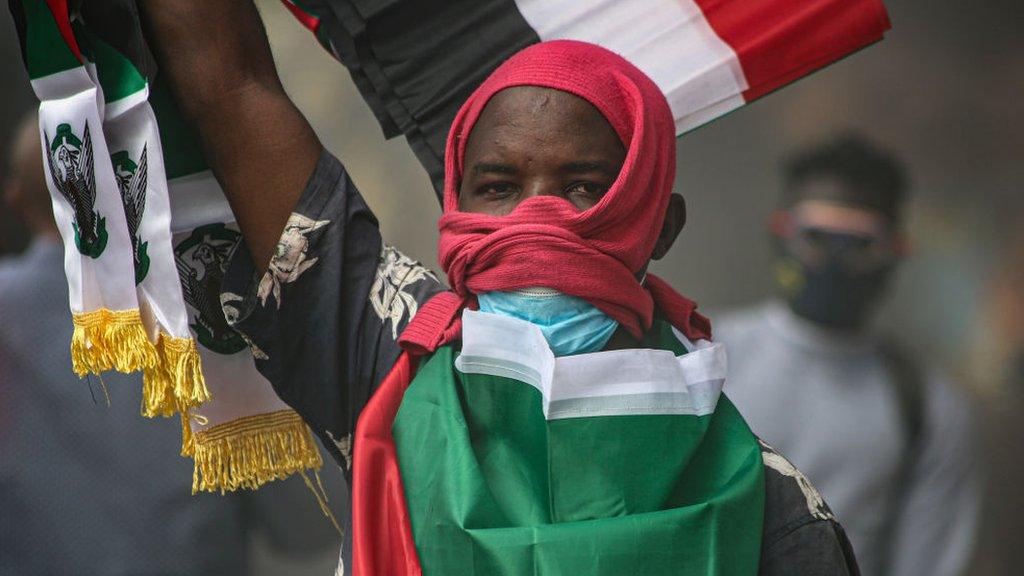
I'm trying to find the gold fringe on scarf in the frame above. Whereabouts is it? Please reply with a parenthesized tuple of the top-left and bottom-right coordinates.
(180, 410, 196, 457)
(188, 409, 323, 494)
(71, 308, 157, 376)
(300, 469, 344, 536)
(141, 333, 209, 418)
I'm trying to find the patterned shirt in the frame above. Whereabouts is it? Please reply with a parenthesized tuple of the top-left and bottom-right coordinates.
(220, 151, 861, 575)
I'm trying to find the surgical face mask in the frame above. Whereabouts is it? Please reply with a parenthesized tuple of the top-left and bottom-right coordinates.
(775, 228, 896, 329)
(476, 288, 619, 356)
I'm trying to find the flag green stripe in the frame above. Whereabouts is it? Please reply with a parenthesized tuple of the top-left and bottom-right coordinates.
(75, 26, 146, 103)
(21, 0, 80, 79)
(394, 320, 764, 575)
(150, 80, 209, 179)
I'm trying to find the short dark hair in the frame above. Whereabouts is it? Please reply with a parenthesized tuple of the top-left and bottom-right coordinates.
(782, 134, 908, 221)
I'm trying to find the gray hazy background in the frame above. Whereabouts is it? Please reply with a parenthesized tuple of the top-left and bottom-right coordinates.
(0, 1, 1021, 574)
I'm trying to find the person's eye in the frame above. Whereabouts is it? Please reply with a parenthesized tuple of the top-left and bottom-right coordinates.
(565, 181, 608, 200)
(476, 182, 518, 200)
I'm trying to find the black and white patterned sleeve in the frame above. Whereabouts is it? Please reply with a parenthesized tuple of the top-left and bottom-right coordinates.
(219, 150, 444, 469)
(758, 441, 861, 575)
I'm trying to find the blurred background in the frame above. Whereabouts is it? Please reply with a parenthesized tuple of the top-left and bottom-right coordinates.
(0, 0, 1020, 574)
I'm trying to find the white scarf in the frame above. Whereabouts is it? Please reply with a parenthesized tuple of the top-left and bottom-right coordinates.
(20, 0, 322, 496)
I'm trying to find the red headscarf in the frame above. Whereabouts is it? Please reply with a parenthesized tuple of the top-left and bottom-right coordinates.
(400, 40, 710, 354)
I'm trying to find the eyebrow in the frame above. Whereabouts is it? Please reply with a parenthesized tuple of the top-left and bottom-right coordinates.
(560, 160, 619, 176)
(469, 160, 620, 177)
(471, 163, 519, 176)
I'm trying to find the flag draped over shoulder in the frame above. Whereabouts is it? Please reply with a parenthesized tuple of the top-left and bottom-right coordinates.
(283, 0, 891, 198)
(10, 0, 322, 496)
(354, 312, 765, 575)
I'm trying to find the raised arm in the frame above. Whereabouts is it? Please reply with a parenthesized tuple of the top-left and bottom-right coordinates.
(140, 0, 321, 270)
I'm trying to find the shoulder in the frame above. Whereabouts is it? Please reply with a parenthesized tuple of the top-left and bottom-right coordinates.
(760, 439, 835, 536)
(883, 341, 975, 447)
(760, 440, 860, 575)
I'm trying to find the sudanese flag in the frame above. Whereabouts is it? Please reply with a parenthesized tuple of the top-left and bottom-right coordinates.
(354, 311, 763, 575)
(282, 0, 891, 197)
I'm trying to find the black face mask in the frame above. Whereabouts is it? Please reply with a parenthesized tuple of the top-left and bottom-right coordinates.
(774, 230, 896, 329)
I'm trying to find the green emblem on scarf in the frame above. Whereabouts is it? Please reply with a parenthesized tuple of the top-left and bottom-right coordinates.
(393, 321, 765, 575)
(111, 148, 151, 284)
(45, 122, 108, 258)
(174, 223, 246, 355)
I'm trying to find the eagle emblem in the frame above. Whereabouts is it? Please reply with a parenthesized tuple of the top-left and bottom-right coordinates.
(45, 122, 107, 258)
(112, 147, 150, 284)
(174, 223, 246, 355)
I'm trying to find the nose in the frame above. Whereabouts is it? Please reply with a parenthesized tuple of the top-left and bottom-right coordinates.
(521, 176, 563, 201)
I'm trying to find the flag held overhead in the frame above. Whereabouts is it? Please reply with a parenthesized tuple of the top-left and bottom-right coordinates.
(284, 0, 891, 198)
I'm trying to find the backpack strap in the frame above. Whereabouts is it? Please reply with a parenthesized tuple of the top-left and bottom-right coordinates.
(880, 339, 926, 453)
(877, 337, 927, 567)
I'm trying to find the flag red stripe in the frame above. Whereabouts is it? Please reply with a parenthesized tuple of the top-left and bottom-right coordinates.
(280, 0, 321, 33)
(43, 0, 82, 63)
(692, 0, 891, 101)
(351, 352, 423, 576)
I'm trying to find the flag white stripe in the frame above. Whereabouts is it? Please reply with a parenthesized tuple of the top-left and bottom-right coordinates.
(103, 85, 150, 119)
(456, 309, 724, 419)
(514, 0, 748, 135)
(168, 171, 235, 233)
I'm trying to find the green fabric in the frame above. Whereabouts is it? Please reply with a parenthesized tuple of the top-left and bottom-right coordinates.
(149, 79, 209, 179)
(75, 26, 146, 103)
(393, 320, 765, 575)
(21, 0, 80, 79)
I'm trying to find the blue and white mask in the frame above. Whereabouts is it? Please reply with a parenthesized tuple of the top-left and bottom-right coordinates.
(476, 287, 619, 357)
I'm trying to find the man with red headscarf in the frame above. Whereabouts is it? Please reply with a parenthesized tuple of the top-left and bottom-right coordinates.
(143, 1, 861, 574)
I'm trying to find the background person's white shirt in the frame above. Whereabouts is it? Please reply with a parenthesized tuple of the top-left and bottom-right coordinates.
(716, 300, 979, 576)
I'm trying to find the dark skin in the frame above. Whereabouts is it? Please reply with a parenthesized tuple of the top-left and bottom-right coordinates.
(141, 1, 685, 269)
(141, 0, 321, 271)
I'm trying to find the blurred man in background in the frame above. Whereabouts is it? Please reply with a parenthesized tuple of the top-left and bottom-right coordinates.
(716, 135, 979, 576)
(0, 113, 342, 575)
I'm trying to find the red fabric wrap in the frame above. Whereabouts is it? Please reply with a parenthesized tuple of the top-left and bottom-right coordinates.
(400, 40, 710, 355)
(352, 352, 423, 576)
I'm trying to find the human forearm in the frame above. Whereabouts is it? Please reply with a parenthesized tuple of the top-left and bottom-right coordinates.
(140, 0, 321, 270)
